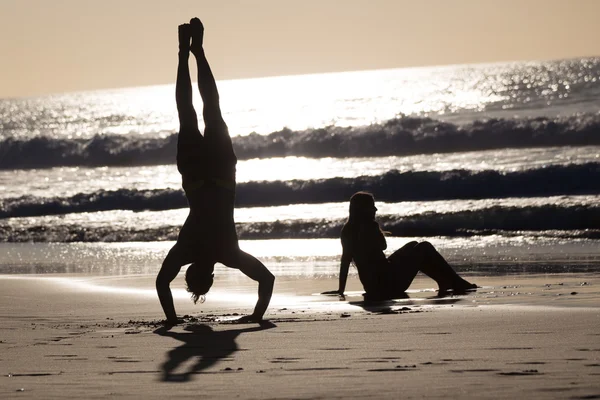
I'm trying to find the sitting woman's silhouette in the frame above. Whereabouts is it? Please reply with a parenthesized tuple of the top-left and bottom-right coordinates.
(326, 192, 476, 300)
(156, 18, 274, 325)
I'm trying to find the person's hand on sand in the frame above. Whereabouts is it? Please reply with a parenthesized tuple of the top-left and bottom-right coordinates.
(190, 17, 204, 53)
(235, 314, 263, 324)
(165, 316, 185, 327)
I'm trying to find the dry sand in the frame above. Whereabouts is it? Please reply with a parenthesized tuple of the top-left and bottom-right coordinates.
(1, 273, 599, 399)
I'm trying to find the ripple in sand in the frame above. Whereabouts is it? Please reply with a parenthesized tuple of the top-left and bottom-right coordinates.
(508, 361, 546, 365)
(270, 357, 302, 364)
(368, 365, 417, 372)
(450, 369, 500, 373)
(7, 372, 61, 377)
(488, 347, 534, 350)
(497, 369, 542, 376)
(319, 347, 352, 351)
(287, 367, 349, 371)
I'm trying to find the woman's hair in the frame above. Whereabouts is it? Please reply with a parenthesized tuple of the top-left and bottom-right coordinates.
(342, 192, 387, 248)
(348, 191, 376, 223)
(185, 262, 215, 304)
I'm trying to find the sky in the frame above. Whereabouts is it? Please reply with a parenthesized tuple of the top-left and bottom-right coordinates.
(1, 0, 600, 98)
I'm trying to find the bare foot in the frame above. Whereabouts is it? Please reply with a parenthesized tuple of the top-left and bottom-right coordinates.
(178, 23, 191, 52)
(439, 279, 477, 294)
(451, 279, 478, 292)
(189, 17, 204, 54)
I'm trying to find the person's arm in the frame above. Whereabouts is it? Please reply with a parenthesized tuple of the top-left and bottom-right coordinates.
(247, 271, 275, 321)
(376, 224, 387, 251)
(156, 258, 184, 325)
(337, 251, 352, 294)
(322, 244, 351, 296)
(229, 251, 275, 323)
(364, 221, 387, 251)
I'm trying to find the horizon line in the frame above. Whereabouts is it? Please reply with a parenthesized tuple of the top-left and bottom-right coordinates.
(2, 54, 599, 101)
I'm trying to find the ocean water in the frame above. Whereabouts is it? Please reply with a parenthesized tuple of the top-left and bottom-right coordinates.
(1, 57, 600, 275)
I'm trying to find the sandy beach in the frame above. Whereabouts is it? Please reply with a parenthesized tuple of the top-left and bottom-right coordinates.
(1, 272, 599, 399)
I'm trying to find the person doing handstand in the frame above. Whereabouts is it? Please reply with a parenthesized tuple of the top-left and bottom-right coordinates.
(325, 192, 476, 300)
(156, 18, 274, 325)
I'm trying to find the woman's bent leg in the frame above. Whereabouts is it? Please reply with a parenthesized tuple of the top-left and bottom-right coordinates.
(389, 241, 476, 292)
(387, 241, 420, 292)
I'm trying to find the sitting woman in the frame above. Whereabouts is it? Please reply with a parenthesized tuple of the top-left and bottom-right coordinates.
(328, 192, 476, 300)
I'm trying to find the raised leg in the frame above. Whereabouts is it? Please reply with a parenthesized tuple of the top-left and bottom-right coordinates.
(175, 23, 205, 183)
(389, 241, 476, 292)
(189, 17, 235, 161)
(189, 18, 222, 128)
(176, 23, 199, 134)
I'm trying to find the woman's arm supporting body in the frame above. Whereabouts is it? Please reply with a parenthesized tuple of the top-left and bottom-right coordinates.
(336, 251, 352, 295)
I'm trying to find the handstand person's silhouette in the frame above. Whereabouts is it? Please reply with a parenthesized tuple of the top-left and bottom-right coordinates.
(154, 321, 275, 381)
(156, 18, 274, 325)
(324, 192, 476, 300)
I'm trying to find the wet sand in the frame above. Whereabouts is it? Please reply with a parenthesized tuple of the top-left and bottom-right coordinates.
(1, 273, 599, 399)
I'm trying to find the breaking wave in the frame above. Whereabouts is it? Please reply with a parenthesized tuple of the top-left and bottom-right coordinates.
(1, 163, 599, 219)
(1, 205, 598, 242)
(1, 114, 600, 169)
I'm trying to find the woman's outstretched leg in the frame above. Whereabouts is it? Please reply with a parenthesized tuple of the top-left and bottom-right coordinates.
(389, 241, 476, 293)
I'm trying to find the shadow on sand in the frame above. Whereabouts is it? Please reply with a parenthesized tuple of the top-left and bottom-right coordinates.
(348, 291, 470, 314)
(154, 321, 276, 382)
